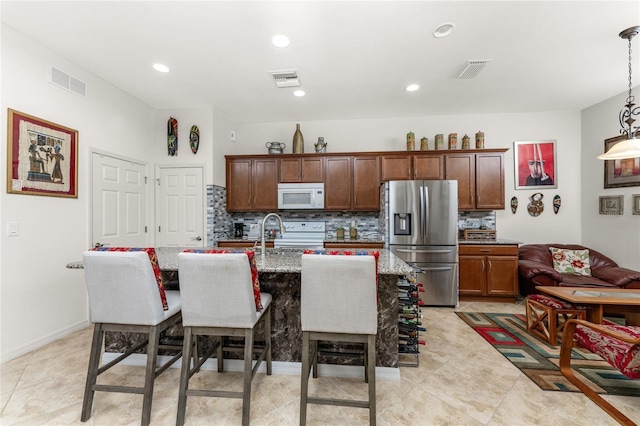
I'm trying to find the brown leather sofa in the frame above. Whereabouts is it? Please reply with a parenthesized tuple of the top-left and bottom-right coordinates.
(518, 244, 640, 296)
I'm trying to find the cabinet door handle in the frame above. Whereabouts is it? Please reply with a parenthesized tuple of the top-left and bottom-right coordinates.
(481, 260, 485, 272)
(479, 249, 491, 253)
(488, 260, 492, 272)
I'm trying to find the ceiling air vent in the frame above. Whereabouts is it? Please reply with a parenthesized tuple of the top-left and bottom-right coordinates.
(268, 69, 300, 88)
(457, 60, 492, 79)
(49, 66, 86, 97)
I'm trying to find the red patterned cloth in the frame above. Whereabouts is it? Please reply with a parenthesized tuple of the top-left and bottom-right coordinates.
(528, 293, 586, 310)
(574, 324, 640, 379)
(91, 247, 168, 310)
(183, 249, 262, 311)
(302, 249, 379, 282)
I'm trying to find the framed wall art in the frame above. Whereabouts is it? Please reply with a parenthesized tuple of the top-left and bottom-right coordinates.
(603, 135, 640, 188)
(6, 109, 78, 198)
(599, 195, 624, 215)
(632, 194, 640, 215)
(513, 140, 557, 189)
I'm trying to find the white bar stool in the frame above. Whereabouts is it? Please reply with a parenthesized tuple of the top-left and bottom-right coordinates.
(176, 252, 272, 426)
(300, 254, 378, 426)
(81, 250, 182, 426)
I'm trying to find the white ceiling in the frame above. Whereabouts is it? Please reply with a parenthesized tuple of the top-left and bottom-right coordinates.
(2, 1, 639, 124)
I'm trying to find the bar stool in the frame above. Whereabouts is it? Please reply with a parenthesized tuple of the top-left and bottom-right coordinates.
(300, 254, 378, 426)
(176, 252, 272, 426)
(81, 250, 182, 426)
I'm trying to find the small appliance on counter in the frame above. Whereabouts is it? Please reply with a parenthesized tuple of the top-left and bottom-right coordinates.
(234, 223, 244, 238)
(247, 223, 261, 239)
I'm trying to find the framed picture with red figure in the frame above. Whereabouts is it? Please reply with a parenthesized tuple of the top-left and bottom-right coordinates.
(514, 140, 557, 190)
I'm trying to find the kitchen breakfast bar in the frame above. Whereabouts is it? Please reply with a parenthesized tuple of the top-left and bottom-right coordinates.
(67, 247, 414, 369)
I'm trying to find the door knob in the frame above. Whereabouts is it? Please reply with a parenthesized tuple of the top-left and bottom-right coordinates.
(191, 236, 202, 241)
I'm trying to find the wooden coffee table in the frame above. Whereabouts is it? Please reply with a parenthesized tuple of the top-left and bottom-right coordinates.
(536, 286, 640, 325)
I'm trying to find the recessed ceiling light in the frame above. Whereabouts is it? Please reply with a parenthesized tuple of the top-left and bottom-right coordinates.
(406, 84, 420, 92)
(433, 23, 455, 38)
(293, 90, 305, 97)
(272, 34, 290, 48)
(152, 63, 170, 73)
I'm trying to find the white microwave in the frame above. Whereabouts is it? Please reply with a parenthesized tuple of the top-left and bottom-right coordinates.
(277, 183, 325, 209)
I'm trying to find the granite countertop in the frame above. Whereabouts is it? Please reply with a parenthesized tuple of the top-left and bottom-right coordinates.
(323, 238, 384, 244)
(458, 238, 522, 245)
(67, 247, 413, 276)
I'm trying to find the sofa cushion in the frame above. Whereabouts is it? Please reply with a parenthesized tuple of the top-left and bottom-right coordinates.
(549, 247, 592, 276)
(91, 247, 168, 310)
(574, 324, 640, 379)
(182, 249, 262, 311)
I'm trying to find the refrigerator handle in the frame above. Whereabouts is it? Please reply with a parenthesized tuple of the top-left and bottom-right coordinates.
(422, 185, 429, 242)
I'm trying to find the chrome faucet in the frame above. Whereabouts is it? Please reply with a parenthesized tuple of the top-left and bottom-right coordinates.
(261, 213, 285, 253)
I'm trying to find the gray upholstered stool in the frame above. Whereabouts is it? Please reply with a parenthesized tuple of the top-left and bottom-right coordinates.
(176, 252, 272, 426)
(300, 254, 378, 426)
(81, 250, 183, 426)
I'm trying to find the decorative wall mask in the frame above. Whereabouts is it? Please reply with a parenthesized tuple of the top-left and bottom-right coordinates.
(527, 192, 544, 217)
(167, 117, 178, 156)
(553, 195, 561, 214)
(510, 196, 518, 214)
(189, 125, 199, 154)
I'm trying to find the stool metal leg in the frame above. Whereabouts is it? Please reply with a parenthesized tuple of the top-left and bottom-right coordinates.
(367, 334, 376, 426)
(176, 327, 193, 426)
(81, 323, 104, 422)
(140, 325, 161, 426)
(300, 331, 311, 426)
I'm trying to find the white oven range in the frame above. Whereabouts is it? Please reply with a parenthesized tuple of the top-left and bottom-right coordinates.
(273, 221, 326, 250)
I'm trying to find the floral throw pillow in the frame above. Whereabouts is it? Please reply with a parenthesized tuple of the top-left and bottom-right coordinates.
(183, 249, 262, 311)
(549, 247, 592, 276)
(91, 247, 168, 310)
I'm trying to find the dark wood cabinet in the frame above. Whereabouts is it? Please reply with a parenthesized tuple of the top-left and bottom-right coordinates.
(445, 151, 505, 210)
(380, 153, 443, 181)
(324, 242, 384, 249)
(325, 155, 380, 211)
(279, 157, 323, 183)
(459, 244, 518, 302)
(217, 240, 273, 248)
(226, 157, 278, 212)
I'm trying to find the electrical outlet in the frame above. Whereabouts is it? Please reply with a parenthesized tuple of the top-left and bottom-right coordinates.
(230, 130, 237, 142)
(7, 221, 19, 237)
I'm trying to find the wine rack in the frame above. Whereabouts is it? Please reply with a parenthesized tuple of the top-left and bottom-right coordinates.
(397, 272, 425, 367)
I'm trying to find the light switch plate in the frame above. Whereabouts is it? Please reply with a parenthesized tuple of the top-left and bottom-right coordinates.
(7, 221, 19, 237)
(230, 130, 237, 142)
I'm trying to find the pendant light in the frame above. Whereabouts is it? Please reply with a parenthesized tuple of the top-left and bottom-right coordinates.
(598, 25, 640, 160)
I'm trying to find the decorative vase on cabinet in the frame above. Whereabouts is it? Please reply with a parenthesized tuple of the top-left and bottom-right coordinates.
(293, 123, 304, 153)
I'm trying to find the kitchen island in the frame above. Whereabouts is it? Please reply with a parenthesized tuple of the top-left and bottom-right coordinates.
(68, 247, 413, 368)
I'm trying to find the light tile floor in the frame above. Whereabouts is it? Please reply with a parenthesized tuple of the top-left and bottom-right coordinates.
(2, 301, 639, 425)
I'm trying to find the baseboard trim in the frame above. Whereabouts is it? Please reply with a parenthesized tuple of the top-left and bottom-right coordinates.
(1, 320, 90, 363)
(102, 352, 401, 381)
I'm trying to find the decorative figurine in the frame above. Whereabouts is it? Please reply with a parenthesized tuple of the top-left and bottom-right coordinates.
(527, 192, 544, 217)
(406, 131, 415, 151)
(189, 125, 199, 154)
(435, 134, 444, 150)
(510, 196, 518, 214)
(167, 117, 178, 156)
(553, 194, 562, 214)
(420, 137, 428, 151)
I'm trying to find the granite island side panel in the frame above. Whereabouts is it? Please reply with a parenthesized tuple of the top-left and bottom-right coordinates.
(102, 248, 412, 368)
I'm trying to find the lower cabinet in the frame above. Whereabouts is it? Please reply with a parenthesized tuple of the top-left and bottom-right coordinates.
(458, 244, 518, 301)
(217, 241, 273, 248)
(324, 242, 384, 249)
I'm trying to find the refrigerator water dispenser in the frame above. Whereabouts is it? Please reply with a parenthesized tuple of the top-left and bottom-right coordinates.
(394, 213, 411, 235)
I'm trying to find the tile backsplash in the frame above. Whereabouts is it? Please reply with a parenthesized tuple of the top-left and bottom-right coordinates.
(208, 184, 497, 245)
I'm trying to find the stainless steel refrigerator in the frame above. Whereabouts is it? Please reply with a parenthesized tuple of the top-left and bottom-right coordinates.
(387, 180, 459, 307)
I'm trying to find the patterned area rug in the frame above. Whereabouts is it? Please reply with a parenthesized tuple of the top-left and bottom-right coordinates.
(455, 312, 640, 396)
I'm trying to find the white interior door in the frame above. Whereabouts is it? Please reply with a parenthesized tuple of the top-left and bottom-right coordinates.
(91, 152, 148, 248)
(156, 166, 204, 247)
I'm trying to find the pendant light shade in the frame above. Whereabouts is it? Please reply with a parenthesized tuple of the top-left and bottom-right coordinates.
(599, 25, 640, 160)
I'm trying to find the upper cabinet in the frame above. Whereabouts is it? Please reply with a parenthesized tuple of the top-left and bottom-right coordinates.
(380, 153, 444, 181)
(226, 149, 505, 212)
(324, 155, 380, 211)
(444, 150, 506, 210)
(226, 157, 278, 212)
(279, 157, 324, 183)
